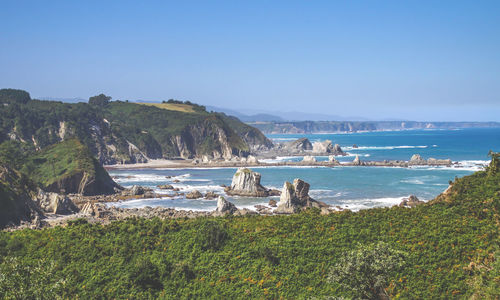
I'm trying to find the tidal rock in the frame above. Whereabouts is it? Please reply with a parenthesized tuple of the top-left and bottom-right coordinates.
(333, 144, 345, 155)
(399, 195, 425, 208)
(274, 178, 325, 214)
(215, 196, 237, 214)
(352, 144, 358, 149)
(268, 189, 281, 196)
(312, 140, 334, 153)
(328, 155, 339, 164)
(353, 155, 362, 166)
(157, 184, 174, 190)
(204, 191, 218, 199)
(186, 190, 203, 199)
(302, 155, 316, 163)
(225, 168, 269, 197)
(130, 185, 145, 195)
(410, 154, 426, 164)
(34, 189, 79, 214)
(268, 199, 277, 207)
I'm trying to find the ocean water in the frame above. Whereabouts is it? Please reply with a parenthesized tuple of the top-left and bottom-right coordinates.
(108, 128, 500, 211)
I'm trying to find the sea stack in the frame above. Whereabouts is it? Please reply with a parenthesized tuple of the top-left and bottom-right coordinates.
(225, 168, 269, 197)
(274, 178, 327, 214)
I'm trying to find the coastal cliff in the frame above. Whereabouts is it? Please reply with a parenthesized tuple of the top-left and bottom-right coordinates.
(0, 89, 273, 164)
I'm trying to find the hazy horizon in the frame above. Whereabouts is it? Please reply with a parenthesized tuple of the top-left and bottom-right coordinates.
(2, 1, 499, 121)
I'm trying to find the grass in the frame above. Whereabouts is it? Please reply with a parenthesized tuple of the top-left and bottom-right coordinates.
(137, 102, 198, 113)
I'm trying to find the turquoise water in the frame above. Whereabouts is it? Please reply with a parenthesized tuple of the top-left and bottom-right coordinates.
(108, 128, 500, 211)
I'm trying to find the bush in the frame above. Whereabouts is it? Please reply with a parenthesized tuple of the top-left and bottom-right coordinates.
(194, 219, 228, 251)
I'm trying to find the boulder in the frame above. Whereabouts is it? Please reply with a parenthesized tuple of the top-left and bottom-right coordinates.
(130, 185, 145, 195)
(204, 191, 218, 199)
(225, 168, 269, 197)
(274, 178, 325, 214)
(302, 155, 316, 163)
(352, 144, 358, 149)
(328, 155, 339, 164)
(268, 199, 277, 207)
(157, 184, 174, 190)
(186, 190, 203, 199)
(333, 144, 345, 155)
(34, 189, 79, 214)
(399, 195, 425, 208)
(215, 196, 237, 215)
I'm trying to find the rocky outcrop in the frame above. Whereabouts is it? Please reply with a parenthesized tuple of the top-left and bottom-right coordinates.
(312, 140, 345, 155)
(352, 155, 362, 166)
(204, 191, 218, 199)
(157, 184, 174, 190)
(225, 168, 269, 197)
(302, 156, 316, 163)
(399, 195, 424, 207)
(214, 196, 237, 215)
(286, 138, 313, 152)
(274, 179, 327, 214)
(409, 154, 452, 166)
(186, 190, 203, 199)
(328, 155, 339, 164)
(34, 189, 79, 214)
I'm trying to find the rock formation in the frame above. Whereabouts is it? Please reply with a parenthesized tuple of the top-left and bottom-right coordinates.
(353, 155, 362, 165)
(312, 140, 345, 155)
(225, 168, 269, 197)
(410, 154, 452, 166)
(274, 178, 327, 214)
(34, 189, 79, 214)
(399, 195, 425, 208)
(286, 138, 313, 152)
(302, 155, 316, 163)
(215, 196, 237, 215)
(186, 190, 203, 199)
(328, 155, 339, 164)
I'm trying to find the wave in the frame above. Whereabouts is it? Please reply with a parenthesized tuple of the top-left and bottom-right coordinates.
(344, 145, 429, 151)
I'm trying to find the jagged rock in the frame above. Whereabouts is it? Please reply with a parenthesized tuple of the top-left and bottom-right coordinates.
(312, 140, 334, 153)
(268, 199, 277, 207)
(274, 178, 325, 214)
(410, 154, 426, 164)
(302, 155, 316, 163)
(34, 189, 79, 214)
(204, 191, 218, 199)
(186, 190, 203, 199)
(130, 185, 145, 195)
(427, 158, 452, 165)
(352, 144, 358, 148)
(225, 168, 269, 197)
(333, 144, 345, 155)
(353, 155, 362, 166)
(328, 155, 339, 164)
(286, 138, 313, 152)
(399, 195, 425, 208)
(157, 184, 174, 190)
(173, 179, 181, 183)
(215, 196, 237, 214)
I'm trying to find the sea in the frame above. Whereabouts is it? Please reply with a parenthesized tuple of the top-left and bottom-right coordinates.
(108, 128, 500, 212)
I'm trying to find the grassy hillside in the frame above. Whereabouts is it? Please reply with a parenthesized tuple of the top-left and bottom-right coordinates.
(138, 102, 199, 113)
(0, 157, 498, 298)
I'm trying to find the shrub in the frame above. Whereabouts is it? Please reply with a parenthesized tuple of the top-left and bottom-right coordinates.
(194, 219, 228, 251)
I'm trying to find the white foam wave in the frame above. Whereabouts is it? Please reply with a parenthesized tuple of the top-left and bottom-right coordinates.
(344, 145, 428, 151)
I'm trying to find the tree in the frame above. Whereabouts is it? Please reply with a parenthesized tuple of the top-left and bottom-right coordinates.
(0, 89, 31, 104)
(329, 242, 406, 300)
(88, 94, 111, 106)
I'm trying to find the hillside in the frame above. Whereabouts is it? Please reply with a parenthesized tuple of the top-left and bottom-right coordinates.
(0, 89, 273, 164)
(0, 155, 498, 298)
(252, 120, 500, 134)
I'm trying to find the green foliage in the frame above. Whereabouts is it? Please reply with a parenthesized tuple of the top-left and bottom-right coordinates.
(88, 93, 111, 107)
(194, 219, 229, 251)
(0, 257, 67, 299)
(0, 89, 31, 104)
(328, 242, 406, 299)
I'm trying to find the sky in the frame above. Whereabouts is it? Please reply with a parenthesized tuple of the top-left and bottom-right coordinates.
(1, 0, 499, 121)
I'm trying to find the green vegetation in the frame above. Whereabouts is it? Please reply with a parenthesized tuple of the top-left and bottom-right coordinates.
(0, 89, 31, 104)
(0, 157, 498, 298)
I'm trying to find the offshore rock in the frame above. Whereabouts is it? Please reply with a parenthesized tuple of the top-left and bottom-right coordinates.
(286, 138, 313, 152)
(215, 196, 237, 215)
(302, 155, 316, 163)
(186, 190, 203, 199)
(312, 140, 334, 153)
(353, 155, 362, 166)
(274, 178, 326, 214)
(225, 168, 269, 197)
(328, 155, 339, 164)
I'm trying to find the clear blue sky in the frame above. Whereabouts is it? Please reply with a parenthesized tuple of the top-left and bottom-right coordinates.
(1, 0, 499, 121)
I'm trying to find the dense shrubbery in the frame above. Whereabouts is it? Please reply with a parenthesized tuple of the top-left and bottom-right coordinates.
(0, 159, 498, 298)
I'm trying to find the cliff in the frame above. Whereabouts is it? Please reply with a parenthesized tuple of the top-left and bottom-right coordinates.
(0, 89, 273, 164)
(24, 139, 121, 195)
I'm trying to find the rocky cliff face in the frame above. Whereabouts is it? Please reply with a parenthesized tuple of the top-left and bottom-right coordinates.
(0, 165, 43, 228)
(225, 168, 269, 197)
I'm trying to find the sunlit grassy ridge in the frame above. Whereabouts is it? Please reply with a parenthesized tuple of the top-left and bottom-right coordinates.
(137, 102, 199, 113)
(0, 156, 498, 299)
